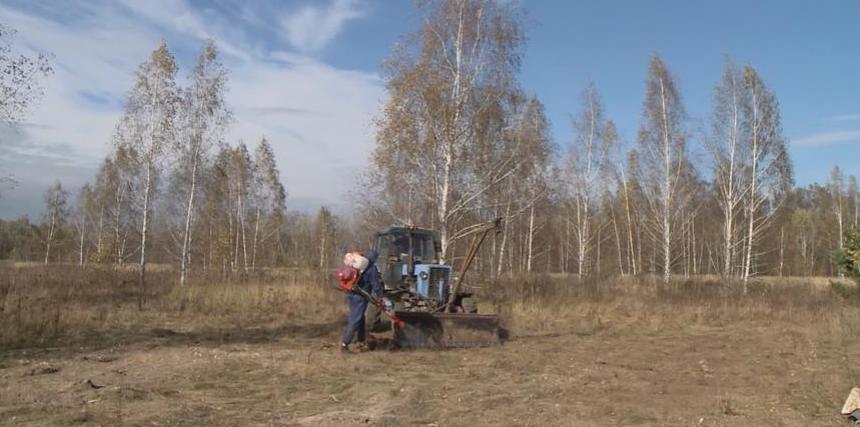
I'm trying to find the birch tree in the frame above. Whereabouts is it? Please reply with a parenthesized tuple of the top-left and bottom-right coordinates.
(89, 164, 109, 263)
(0, 24, 52, 195)
(830, 165, 846, 252)
(0, 24, 52, 123)
(41, 181, 68, 264)
(607, 123, 641, 275)
(202, 145, 234, 276)
(490, 96, 553, 276)
(739, 65, 792, 286)
(372, 0, 525, 261)
(96, 143, 139, 265)
(707, 60, 747, 277)
(636, 55, 690, 283)
(175, 40, 229, 286)
(119, 41, 180, 300)
(565, 83, 612, 278)
(250, 137, 286, 269)
(515, 98, 553, 274)
(316, 207, 336, 269)
(226, 143, 253, 272)
(73, 184, 96, 266)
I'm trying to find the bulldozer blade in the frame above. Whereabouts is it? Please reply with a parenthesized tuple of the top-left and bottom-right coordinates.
(392, 312, 502, 349)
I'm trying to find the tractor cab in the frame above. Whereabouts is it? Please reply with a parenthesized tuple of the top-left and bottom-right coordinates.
(373, 226, 452, 307)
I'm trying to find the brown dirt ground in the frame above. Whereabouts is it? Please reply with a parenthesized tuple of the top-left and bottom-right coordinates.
(2, 318, 859, 427)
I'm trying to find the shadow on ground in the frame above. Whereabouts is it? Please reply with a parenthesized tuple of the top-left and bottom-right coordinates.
(0, 318, 346, 361)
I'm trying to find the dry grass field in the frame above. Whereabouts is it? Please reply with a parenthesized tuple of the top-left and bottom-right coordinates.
(2, 262, 860, 426)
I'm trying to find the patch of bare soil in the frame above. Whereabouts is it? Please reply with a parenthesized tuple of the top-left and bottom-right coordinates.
(1, 321, 858, 426)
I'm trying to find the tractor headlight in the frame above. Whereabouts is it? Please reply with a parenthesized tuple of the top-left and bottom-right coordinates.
(419, 271, 429, 281)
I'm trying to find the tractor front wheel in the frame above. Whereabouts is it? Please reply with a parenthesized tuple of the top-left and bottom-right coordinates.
(460, 297, 478, 314)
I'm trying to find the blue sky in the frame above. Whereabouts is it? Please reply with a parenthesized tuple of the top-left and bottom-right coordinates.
(1, 0, 859, 218)
(516, 1, 860, 185)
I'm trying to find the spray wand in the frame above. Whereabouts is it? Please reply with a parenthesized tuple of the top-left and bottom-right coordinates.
(351, 286, 406, 330)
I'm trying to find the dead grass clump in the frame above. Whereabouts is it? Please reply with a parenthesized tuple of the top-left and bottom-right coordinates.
(158, 270, 342, 325)
(0, 263, 170, 348)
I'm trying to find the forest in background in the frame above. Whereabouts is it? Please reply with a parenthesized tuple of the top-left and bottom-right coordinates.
(0, 0, 857, 286)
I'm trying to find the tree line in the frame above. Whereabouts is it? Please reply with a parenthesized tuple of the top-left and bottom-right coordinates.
(1, 0, 857, 286)
(0, 38, 353, 288)
(361, 0, 851, 283)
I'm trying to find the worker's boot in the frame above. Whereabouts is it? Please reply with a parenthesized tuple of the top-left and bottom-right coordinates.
(354, 341, 368, 353)
(338, 342, 351, 355)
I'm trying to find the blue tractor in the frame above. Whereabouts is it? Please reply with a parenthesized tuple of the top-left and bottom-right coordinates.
(367, 219, 503, 348)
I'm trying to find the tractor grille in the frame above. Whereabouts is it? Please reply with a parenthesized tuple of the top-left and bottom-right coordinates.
(427, 267, 450, 300)
(429, 267, 450, 285)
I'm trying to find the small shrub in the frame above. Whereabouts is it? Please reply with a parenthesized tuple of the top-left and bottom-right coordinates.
(830, 280, 860, 300)
(836, 227, 860, 284)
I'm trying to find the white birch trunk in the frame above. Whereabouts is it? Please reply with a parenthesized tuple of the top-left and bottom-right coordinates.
(44, 210, 55, 265)
(622, 177, 637, 275)
(836, 197, 844, 278)
(114, 185, 124, 265)
(78, 218, 86, 266)
(526, 205, 535, 273)
(742, 91, 759, 290)
(778, 226, 785, 277)
(611, 205, 624, 275)
(722, 81, 740, 277)
(180, 154, 198, 286)
(239, 190, 248, 272)
(659, 77, 673, 284)
(319, 229, 326, 269)
(252, 206, 260, 270)
(96, 205, 104, 261)
(496, 196, 511, 277)
(576, 200, 588, 278)
(139, 163, 153, 306)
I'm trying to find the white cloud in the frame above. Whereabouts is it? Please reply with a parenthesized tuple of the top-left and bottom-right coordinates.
(792, 130, 860, 146)
(281, 0, 364, 53)
(114, 0, 252, 61)
(0, 0, 383, 218)
(227, 52, 384, 211)
(0, 2, 155, 166)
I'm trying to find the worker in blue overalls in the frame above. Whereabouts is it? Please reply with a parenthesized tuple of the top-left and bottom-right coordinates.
(340, 249, 383, 353)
